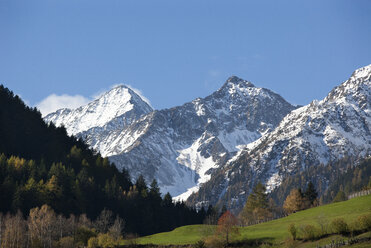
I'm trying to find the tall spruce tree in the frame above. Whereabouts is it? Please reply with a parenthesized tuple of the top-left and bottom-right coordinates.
(304, 181, 318, 205)
(239, 182, 271, 224)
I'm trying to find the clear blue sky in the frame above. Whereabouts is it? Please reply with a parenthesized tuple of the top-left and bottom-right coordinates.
(1, 0, 370, 114)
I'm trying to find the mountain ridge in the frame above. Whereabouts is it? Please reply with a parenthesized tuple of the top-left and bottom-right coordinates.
(45, 76, 296, 199)
(187, 64, 371, 210)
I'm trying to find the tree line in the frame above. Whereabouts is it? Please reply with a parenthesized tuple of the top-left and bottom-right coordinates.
(270, 156, 371, 206)
(236, 156, 371, 226)
(0, 204, 127, 248)
(0, 85, 205, 238)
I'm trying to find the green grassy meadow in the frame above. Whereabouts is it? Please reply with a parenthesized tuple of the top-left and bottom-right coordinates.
(124, 195, 371, 247)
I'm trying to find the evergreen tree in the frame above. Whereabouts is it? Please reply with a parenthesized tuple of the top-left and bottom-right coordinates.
(248, 182, 269, 209)
(162, 192, 173, 208)
(304, 181, 318, 205)
(149, 179, 160, 197)
(204, 205, 219, 225)
(239, 182, 271, 224)
(135, 175, 148, 196)
(332, 190, 347, 203)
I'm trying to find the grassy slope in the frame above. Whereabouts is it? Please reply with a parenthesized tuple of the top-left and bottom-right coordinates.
(131, 195, 371, 246)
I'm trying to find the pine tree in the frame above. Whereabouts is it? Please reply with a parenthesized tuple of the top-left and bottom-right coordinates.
(135, 175, 147, 192)
(149, 179, 160, 197)
(244, 182, 269, 210)
(332, 190, 347, 203)
(239, 182, 271, 224)
(149, 179, 162, 207)
(204, 205, 219, 225)
(162, 192, 173, 208)
(304, 181, 318, 205)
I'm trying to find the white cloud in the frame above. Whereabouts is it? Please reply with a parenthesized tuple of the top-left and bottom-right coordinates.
(36, 94, 91, 117)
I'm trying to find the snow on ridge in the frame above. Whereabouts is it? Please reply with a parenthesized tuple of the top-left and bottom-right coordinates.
(186, 65, 371, 211)
(44, 83, 153, 136)
(217, 128, 260, 152)
(174, 133, 220, 201)
(110, 76, 295, 199)
(177, 133, 218, 174)
(45, 75, 296, 202)
(216, 64, 371, 205)
(351, 64, 371, 79)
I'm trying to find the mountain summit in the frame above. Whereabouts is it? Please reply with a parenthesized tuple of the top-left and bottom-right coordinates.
(45, 76, 295, 199)
(188, 65, 371, 210)
(94, 77, 295, 198)
(222, 76, 255, 88)
(44, 85, 153, 136)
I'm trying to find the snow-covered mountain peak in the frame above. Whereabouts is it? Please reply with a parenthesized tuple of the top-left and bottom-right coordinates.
(325, 65, 371, 109)
(226, 75, 255, 86)
(45, 75, 296, 201)
(220, 76, 255, 92)
(211, 77, 275, 104)
(187, 65, 371, 210)
(44, 84, 153, 135)
(96, 84, 140, 105)
(351, 64, 371, 80)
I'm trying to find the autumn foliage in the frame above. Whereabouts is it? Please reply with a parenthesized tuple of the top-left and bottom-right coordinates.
(217, 211, 239, 245)
(283, 183, 318, 214)
(283, 189, 305, 214)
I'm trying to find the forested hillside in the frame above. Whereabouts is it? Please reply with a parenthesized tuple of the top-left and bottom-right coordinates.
(270, 156, 371, 205)
(0, 85, 204, 237)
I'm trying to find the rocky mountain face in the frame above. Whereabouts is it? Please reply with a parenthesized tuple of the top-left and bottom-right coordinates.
(187, 65, 371, 210)
(109, 77, 296, 199)
(44, 77, 295, 199)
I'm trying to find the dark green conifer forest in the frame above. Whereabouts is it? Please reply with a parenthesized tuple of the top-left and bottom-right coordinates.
(0, 85, 205, 236)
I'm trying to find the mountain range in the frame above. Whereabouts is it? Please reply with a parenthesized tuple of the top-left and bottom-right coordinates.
(45, 77, 296, 199)
(45, 64, 371, 209)
(188, 64, 371, 209)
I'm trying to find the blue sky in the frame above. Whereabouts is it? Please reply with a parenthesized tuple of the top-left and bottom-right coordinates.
(1, 0, 370, 115)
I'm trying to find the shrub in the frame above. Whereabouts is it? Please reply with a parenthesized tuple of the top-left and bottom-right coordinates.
(58, 236, 74, 248)
(348, 220, 359, 237)
(331, 218, 348, 235)
(283, 237, 299, 248)
(75, 227, 97, 245)
(97, 233, 116, 248)
(288, 223, 297, 240)
(300, 224, 317, 241)
(358, 214, 371, 231)
(30, 239, 43, 248)
(87, 237, 99, 248)
(204, 235, 224, 248)
(332, 191, 347, 203)
(193, 240, 206, 248)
